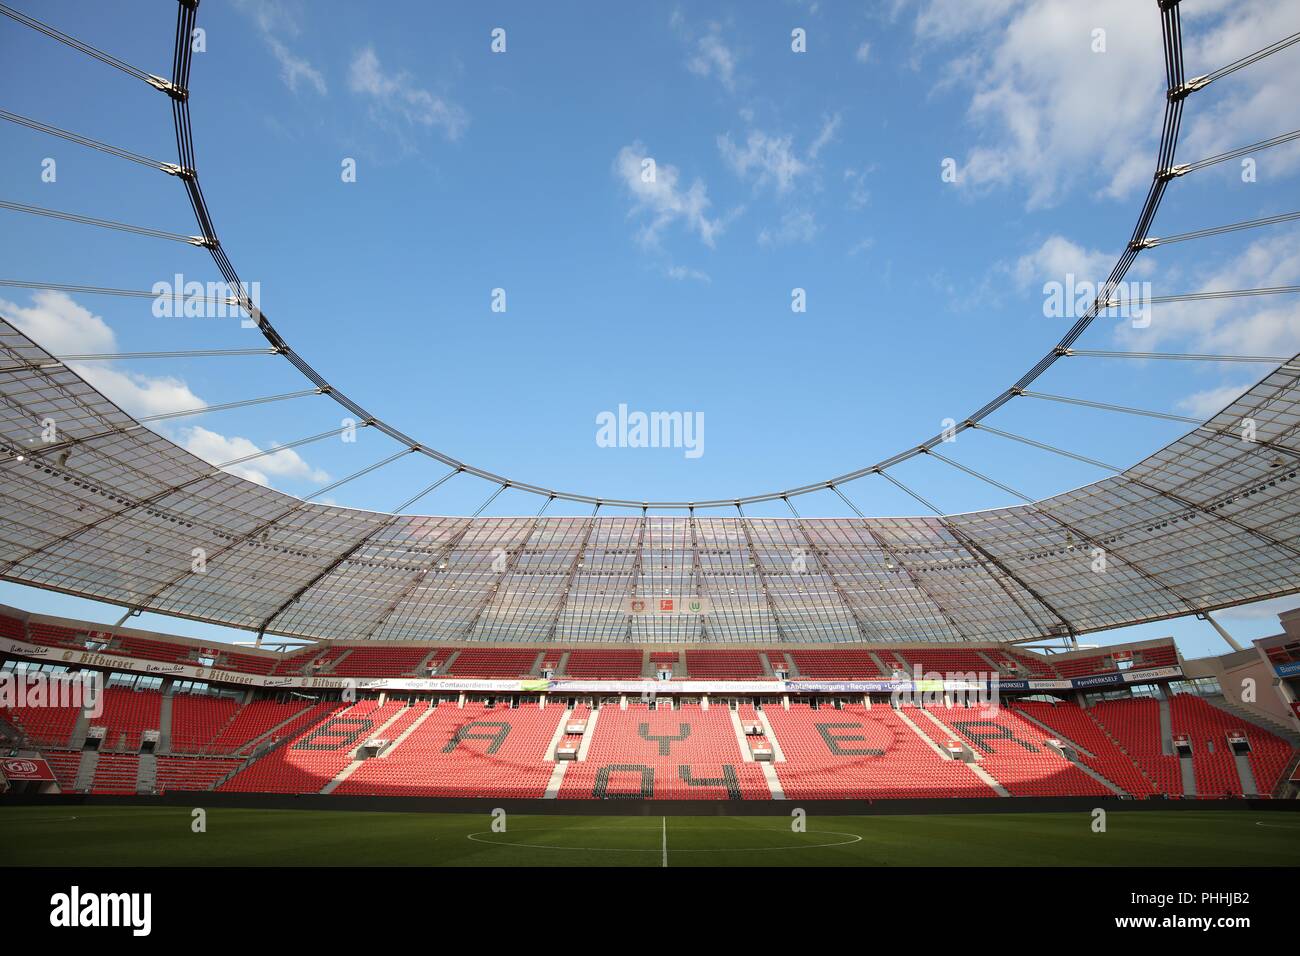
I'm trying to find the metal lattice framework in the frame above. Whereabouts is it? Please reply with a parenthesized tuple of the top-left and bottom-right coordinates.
(1, 1, 1299, 645)
(2, 317, 1299, 644)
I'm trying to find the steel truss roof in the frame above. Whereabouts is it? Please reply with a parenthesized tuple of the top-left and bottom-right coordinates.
(2, 319, 1299, 645)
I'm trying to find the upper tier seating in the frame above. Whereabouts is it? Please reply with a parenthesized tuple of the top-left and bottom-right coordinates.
(765, 703, 993, 799)
(25, 621, 86, 649)
(788, 650, 885, 679)
(0, 611, 27, 641)
(114, 636, 194, 664)
(446, 648, 540, 678)
(214, 651, 275, 675)
(683, 650, 767, 679)
(559, 703, 769, 799)
(327, 646, 433, 678)
(564, 649, 643, 679)
(894, 648, 992, 676)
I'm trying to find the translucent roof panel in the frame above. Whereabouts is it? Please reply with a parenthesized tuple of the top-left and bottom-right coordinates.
(2, 319, 1299, 644)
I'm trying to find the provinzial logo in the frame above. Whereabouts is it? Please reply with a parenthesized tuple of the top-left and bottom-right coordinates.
(49, 886, 151, 937)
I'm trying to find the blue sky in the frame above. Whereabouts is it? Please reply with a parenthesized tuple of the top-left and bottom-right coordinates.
(1, 0, 1299, 657)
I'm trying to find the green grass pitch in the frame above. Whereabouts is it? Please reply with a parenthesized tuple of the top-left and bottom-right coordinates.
(0, 806, 1296, 867)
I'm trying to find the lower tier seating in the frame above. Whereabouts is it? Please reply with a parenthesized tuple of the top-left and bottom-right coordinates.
(336, 702, 563, 798)
(929, 704, 1110, 797)
(156, 755, 242, 792)
(559, 704, 770, 799)
(765, 704, 993, 799)
(1088, 697, 1183, 796)
(1013, 699, 1155, 796)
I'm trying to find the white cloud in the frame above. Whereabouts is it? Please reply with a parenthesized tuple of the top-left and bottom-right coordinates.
(913, 0, 1300, 208)
(1175, 382, 1253, 419)
(2, 290, 327, 489)
(2, 291, 208, 420)
(855, 41, 871, 63)
(179, 425, 330, 487)
(844, 166, 873, 210)
(614, 142, 726, 248)
(807, 113, 842, 160)
(348, 46, 468, 140)
(678, 19, 738, 92)
(1010, 235, 1117, 291)
(718, 131, 809, 194)
(759, 208, 818, 247)
(1116, 231, 1300, 355)
(666, 265, 711, 282)
(719, 114, 840, 197)
(233, 0, 326, 96)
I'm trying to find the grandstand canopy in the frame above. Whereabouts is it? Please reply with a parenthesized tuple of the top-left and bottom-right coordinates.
(3, 319, 1298, 645)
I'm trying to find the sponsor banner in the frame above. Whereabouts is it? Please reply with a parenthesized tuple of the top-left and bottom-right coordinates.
(1072, 672, 1126, 689)
(1070, 666, 1182, 690)
(1122, 666, 1182, 683)
(0, 636, 1185, 695)
(1, 756, 54, 781)
(0, 641, 54, 660)
(1025, 679, 1073, 691)
(547, 679, 782, 695)
(1275, 660, 1300, 678)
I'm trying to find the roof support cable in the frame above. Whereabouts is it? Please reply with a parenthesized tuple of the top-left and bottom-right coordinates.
(922, 448, 1035, 504)
(734, 502, 792, 643)
(1175, 129, 1300, 176)
(0, 278, 249, 307)
(0, 110, 185, 174)
(0, 199, 211, 245)
(471, 483, 508, 518)
(544, 501, 603, 642)
(58, 348, 279, 361)
(302, 448, 417, 504)
(1139, 210, 1300, 248)
(1173, 30, 1300, 98)
(136, 388, 321, 424)
(968, 423, 1123, 473)
(0, 3, 172, 91)
(1062, 349, 1295, 369)
(876, 472, 1074, 637)
(876, 470, 945, 517)
(1016, 390, 1202, 425)
(782, 495, 877, 642)
(391, 467, 462, 514)
(213, 422, 370, 472)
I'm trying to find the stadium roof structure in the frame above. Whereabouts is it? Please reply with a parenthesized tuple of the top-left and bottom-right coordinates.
(3, 317, 1299, 645)
(2, 1, 1300, 646)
